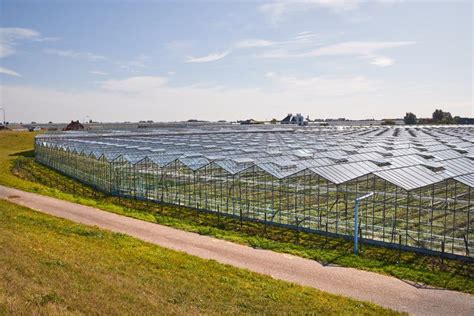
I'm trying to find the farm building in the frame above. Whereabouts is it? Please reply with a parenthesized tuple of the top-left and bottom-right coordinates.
(35, 125, 474, 259)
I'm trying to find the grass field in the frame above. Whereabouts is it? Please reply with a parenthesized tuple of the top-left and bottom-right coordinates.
(0, 199, 400, 314)
(1, 131, 473, 294)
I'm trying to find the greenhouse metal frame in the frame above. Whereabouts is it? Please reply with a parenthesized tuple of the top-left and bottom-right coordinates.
(35, 126, 474, 259)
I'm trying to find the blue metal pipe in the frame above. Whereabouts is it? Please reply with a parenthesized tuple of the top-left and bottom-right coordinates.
(354, 200, 360, 255)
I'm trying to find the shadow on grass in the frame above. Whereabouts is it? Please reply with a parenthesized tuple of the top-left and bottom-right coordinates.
(11, 150, 35, 158)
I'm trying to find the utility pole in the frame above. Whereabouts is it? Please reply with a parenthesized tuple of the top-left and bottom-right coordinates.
(354, 192, 374, 255)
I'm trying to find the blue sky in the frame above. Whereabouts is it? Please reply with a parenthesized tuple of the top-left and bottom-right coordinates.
(0, 0, 472, 123)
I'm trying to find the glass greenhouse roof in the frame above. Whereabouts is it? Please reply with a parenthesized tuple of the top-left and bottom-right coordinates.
(36, 125, 474, 189)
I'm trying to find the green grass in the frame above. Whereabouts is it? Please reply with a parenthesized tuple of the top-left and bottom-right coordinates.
(0, 199, 400, 314)
(1, 131, 474, 294)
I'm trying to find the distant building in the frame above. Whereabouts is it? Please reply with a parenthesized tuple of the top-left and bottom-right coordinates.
(281, 113, 306, 126)
(63, 120, 84, 131)
(456, 117, 474, 125)
(240, 119, 263, 125)
(28, 126, 41, 132)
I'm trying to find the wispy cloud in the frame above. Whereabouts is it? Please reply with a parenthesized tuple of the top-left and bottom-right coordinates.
(100, 76, 168, 93)
(0, 27, 60, 58)
(44, 48, 105, 61)
(34, 36, 60, 42)
(235, 39, 275, 49)
(0, 66, 21, 77)
(185, 51, 230, 63)
(258, 40, 415, 66)
(0, 27, 39, 58)
(90, 70, 108, 76)
(118, 55, 151, 72)
(370, 56, 394, 67)
(299, 41, 415, 57)
(265, 72, 379, 95)
(259, 0, 361, 23)
(235, 32, 324, 52)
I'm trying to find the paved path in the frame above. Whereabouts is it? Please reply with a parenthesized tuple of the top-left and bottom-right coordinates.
(1, 185, 472, 315)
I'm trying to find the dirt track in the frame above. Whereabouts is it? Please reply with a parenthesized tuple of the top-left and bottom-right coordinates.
(1, 185, 472, 315)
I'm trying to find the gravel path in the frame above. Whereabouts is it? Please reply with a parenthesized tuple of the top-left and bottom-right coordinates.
(1, 185, 472, 315)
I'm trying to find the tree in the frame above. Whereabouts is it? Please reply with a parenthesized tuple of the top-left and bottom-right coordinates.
(270, 118, 278, 124)
(404, 112, 417, 125)
(432, 109, 454, 124)
(432, 109, 444, 122)
(443, 112, 454, 124)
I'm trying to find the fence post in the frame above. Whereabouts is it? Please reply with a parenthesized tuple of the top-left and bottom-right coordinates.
(325, 222, 328, 245)
(441, 241, 445, 266)
(264, 211, 267, 235)
(463, 235, 469, 257)
(398, 234, 402, 263)
(239, 208, 243, 229)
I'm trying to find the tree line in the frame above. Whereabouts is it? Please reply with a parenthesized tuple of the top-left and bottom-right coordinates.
(404, 109, 471, 125)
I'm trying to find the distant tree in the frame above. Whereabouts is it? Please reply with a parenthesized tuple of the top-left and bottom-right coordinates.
(404, 112, 417, 125)
(270, 118, 278, 124)
(454, 116, 461, 124)
(432, 109, 444, 122)
(444, 112, 454, 124)
(432, 109, 454, 124)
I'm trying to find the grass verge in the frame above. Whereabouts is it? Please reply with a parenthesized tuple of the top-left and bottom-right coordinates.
(1, 131, 473, 294)
(0, 199, 400, 314)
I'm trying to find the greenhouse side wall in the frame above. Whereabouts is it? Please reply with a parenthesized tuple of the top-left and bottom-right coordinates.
(34, 142, 473, 260)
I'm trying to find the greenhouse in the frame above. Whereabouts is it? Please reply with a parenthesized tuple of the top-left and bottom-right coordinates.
(35, 125, 474, 259)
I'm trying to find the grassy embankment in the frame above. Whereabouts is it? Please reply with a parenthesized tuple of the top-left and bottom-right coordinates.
(1, 131, 473, 294)
(0, 199, 400, 314)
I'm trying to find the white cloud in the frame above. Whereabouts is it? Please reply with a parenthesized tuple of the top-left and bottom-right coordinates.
(300, 41, 415, 57)
(0, 27, 40, 58)
(235, 32, 321, 54)
(258, 40, 414, 66)
(0, 27, 39, 39)
(34, 36, 60, 42)
(118, 55, 151, 72)
(293, 31, 318, 42)
(370, 56, 394, 67)
(185, 51, 230, 63)
(265, 71, 277, 78)
(235, 39, 275, 48)
(43, 49, 105, 61)
(266, 72, 379, 95)
(259, 0, 361, 23)
(100, 76, 168, 93)
(0, 67, 21, 77)
(90, 70, 108, 76)
(1, 73, 385, 123)
(3, 72, 472, 123)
